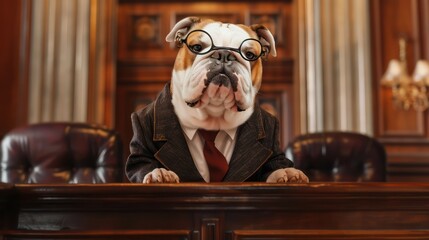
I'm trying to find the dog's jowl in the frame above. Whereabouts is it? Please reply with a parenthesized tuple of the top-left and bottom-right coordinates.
(125, 17, 309, 184)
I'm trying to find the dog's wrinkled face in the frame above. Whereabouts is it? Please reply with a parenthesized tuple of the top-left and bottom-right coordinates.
(166, 17, 276, 130)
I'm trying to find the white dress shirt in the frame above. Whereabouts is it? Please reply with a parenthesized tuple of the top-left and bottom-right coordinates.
(181, 126, 237, 182)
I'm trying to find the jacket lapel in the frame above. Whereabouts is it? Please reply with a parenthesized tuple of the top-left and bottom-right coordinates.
(152, 84, 204, 182)
(223, 107, 273, 182)
(150, 83, 273, 182)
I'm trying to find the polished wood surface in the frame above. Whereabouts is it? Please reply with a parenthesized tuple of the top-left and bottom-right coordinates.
(0, 183, 15, 230)
(1, 183, 429, 239)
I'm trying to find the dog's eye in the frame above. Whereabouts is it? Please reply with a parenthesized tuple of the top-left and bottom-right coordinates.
(190, 44, 203, 53)
(244, 51, 257, 61)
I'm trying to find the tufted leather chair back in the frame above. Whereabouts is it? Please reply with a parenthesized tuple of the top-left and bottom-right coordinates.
(0, 122, 123, 183)
(285, 131, 386, 182)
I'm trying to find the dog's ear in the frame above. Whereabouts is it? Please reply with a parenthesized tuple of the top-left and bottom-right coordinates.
(166, 17, 201, 43)
(251, 24, 277, 57)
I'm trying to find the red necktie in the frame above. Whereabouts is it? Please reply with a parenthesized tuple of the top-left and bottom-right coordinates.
(198, 129, 229, 182)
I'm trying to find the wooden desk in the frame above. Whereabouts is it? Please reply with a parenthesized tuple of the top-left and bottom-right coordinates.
(1, 183, 429, 239)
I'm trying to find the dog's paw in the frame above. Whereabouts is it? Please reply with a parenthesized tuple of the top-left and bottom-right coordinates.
(266, 168, 309, 183)
(143, 168, 180, 183)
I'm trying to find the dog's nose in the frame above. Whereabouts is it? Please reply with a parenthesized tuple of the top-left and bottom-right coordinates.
(211, 50, 236, 63)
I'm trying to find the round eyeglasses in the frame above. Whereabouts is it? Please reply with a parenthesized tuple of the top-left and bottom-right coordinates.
(179, 29, 267, 61)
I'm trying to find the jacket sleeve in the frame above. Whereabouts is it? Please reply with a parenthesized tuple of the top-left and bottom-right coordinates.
(125, 106, 164, 183)
(252, 110, 294, 181)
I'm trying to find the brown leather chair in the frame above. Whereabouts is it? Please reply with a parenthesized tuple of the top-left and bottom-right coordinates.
(285, 131, 386, 182)
(0, 122, 123, 183)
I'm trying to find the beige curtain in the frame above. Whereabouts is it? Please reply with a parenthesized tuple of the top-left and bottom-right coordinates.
(297, 0, 373, 135)
(27, 0, 115, 125)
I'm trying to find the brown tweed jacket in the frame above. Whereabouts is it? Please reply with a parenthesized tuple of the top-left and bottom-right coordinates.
(125, 83, 293, 182)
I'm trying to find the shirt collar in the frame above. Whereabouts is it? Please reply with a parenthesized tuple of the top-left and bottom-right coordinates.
(182, 126, 237, 141)
(224, 128, 237, 140)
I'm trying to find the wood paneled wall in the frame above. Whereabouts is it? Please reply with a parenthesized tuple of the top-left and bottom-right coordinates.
(0, 0, 30, 139)
(3, 0, 429, 182)
(371, 0, 429, 181)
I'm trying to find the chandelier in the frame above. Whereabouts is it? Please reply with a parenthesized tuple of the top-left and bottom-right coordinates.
(381, 38, 429, 111)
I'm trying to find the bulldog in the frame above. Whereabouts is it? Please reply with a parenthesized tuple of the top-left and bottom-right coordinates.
(125, 17, 309, 184)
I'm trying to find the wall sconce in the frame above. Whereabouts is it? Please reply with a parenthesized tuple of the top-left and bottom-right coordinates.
(381, 38, 429, 111)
